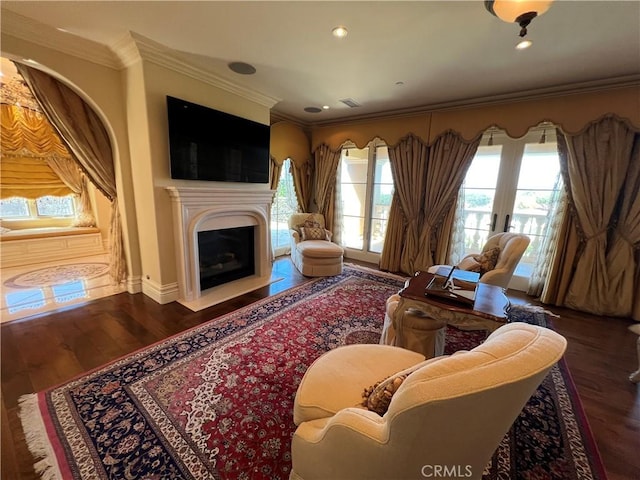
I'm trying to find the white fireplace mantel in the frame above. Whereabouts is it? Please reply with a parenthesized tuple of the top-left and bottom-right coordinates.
(166, 185, 276, 311)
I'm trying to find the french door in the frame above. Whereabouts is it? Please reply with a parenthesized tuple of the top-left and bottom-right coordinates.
(338, 140, 393, 263)
(457, 126, 562, 290)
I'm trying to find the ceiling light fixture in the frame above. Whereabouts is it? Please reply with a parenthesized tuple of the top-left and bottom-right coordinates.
(484, 0, 553, 38)
(516, 39, 533, 50)
(322, 105, 330, 110)
(331, 26, 348, 38)
(304, 107, 322, 113)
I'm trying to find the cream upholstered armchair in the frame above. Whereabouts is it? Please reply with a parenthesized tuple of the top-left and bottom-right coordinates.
(429, 232, 530, 289)
(290, 322, 566, 480)
(288, 213, 344, 277)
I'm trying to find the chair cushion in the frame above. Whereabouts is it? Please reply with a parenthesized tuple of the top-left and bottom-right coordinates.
(297, 240, 344, 258)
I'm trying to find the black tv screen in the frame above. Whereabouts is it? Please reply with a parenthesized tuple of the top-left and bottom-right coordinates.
(166, 96, 270, 183)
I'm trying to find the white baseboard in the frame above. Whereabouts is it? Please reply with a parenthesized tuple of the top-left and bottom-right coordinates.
(126, 275, 143, 294)
(141, 278, 179, 304)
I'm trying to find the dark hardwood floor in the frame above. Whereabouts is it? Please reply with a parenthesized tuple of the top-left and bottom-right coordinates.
(2, 258, 639, 479)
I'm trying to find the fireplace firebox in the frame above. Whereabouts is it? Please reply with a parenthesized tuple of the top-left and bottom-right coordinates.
(198, 226, 255, 291)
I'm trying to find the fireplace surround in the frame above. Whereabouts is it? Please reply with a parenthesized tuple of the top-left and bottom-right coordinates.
(166, 186, 275, 311)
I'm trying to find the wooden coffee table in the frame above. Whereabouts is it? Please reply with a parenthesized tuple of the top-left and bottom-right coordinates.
(393, 271, 510, 334)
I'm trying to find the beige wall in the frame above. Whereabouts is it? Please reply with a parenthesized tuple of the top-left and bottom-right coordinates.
(1, 33, 143, 290)
(130, 57, 272, 292)
(311, 86, 640, 151)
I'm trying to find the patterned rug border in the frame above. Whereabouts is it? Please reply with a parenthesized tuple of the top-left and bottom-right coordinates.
(18, 264, 608, 479)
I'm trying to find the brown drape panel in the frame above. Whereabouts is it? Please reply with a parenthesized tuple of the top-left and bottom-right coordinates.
(312, 144, 341, 231)
(604, 135, 640, 318)
(291, 160, 313, 213)
(547, 117, 639, 318)
(381, 135, 428, 274)
(379, 194, 406, 272)
(269, 156, 282, 191)
(16, 63, 126, 283)
(414, 131, 480, 272)
(46, 157, 96, 227)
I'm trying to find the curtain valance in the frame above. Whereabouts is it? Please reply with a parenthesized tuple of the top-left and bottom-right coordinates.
(1, 104, 71, 158)
(0, 156, 72, 199)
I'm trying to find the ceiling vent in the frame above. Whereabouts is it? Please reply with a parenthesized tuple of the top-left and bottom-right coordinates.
(340, 98, 361, 108)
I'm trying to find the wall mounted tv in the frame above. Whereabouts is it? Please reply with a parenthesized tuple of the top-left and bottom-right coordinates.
(166, 96, 270, 183)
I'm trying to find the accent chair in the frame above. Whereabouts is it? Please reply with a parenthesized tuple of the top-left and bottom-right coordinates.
(288, 213, 344, 277)
(290, 322, 567, 480)
(429, 232, 530, 289)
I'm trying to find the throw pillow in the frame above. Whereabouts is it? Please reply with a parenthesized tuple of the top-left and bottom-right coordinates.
(472, 246, 501, 275)
(301, 226, 329, 241)
(362, 361, 427, 416)
(303, 218, 321, 229)
(458, 256, 481, 272)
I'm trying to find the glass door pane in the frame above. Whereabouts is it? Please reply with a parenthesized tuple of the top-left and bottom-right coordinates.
(459, 145, 502, 253)
(340, 147, 369, 250)
(369, 146, 393, 253)
(511, 141, 562, 273)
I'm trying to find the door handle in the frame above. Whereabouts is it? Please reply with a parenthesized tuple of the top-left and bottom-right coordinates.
(490, 213, 497, 232)
(503, 214, 510, 232)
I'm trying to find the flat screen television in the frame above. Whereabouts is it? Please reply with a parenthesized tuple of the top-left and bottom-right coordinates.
(166, 96, 270, 183)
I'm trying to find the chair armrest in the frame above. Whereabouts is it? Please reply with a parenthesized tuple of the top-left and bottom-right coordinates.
(290, 229, 301, 244)
(294, 407, 386, 444)
(479, 268, 510, 288)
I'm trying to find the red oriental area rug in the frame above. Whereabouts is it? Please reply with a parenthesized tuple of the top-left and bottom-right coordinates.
(20, 265, 606, 479)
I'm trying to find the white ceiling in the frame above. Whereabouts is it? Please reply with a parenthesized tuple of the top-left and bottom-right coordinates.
(2, 1, 639, 125)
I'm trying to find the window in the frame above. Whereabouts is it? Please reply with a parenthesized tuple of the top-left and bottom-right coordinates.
(271, 158, 299, 257)
(0, 195, 76, 220)
(338, 140, 393, 262)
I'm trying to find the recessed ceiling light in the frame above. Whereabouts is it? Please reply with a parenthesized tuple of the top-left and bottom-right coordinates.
(322, 105, 330, 110)
(395, 81, 405, 86)
(304, 107, 322, 113)
(331, 26, 348, 38)
(228, 61, 257, 75)
(516, 39, 533, 50)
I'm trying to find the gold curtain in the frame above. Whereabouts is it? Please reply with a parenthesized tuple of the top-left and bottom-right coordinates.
(380, 135, 428, 274)
(1, 104, 70, 157)
(312, 144, 341, 232)
(46, 157, 96, 226)
(414, 131, 480, 272)
(545, 117, 640, 319)
(16, 63, 126, 284)
(0, 156, 71, 199)
(1, 103, 74, 199)
(379, 194, 406, 272)
(291, 160, 313, 213)
(269, 156, 282, 191)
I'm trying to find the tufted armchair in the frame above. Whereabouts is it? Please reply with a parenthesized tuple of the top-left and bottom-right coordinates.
(290, 322, 566, 480)
(288, 213, 344, 277)
(429, 232, 530, 289)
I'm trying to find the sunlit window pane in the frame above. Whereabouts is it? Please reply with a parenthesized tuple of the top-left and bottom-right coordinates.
(35, 195, 75, 217)
(270, 158, 299, 254)
(0, 197, 30, 218)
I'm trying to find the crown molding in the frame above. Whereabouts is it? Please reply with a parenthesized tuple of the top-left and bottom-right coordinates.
(112, 32, 280, 109)
(1, 10, 121, 69)
(308, 75, 640, 128)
